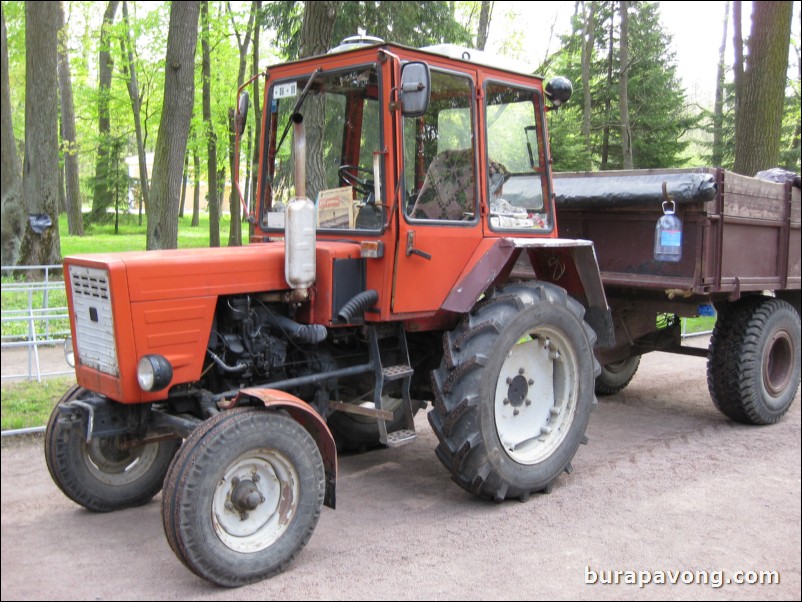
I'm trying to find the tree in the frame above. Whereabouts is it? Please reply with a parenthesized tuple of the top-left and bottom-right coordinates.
(618, 1, 632, 169)
(548, 1, 694, 172)
(20, 1, 61, 267)
(147, 1, 200, 250)
(1, 3, 25, 266)
(120, 0, 149, 224)
(90, 1, 120, 223)
(580, 1, 596, 168)
(226, 0, 256, 247)
(711, 1, 730, 167)
(733, 1, 793, 175)
(476, 1, 493, 51)
(201, 0, 219, 247)
(57, 1, 84, 236)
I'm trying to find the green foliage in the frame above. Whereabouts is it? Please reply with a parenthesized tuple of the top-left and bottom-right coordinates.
(547, 1, 697, 172)
(264, 1, 471, 60)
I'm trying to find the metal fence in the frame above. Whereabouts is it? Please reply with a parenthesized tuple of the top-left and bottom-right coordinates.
(1, 264, 73, 382)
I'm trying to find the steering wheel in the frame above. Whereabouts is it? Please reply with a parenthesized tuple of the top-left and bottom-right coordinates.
(338, 165, 374, 197)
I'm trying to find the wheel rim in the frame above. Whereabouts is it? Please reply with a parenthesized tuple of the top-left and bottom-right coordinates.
(81, 437, 160, 486)
(494, 328, 580, 465)
(604, 358, 631, 374)
(763, 329, 794, 402)
(212, 449, 299, 553)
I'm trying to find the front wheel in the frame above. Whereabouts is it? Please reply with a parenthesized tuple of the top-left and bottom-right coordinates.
(429, 282, 599, 502)
(161, 408, 325, 587)
(707, 297, 800, 424)
(45, 385, 181, 512)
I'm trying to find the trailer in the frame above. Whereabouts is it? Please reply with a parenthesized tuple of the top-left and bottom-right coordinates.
(553, 168, 800, 422)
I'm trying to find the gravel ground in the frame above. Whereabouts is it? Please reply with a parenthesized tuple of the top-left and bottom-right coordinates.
(1, 345, 800, 601)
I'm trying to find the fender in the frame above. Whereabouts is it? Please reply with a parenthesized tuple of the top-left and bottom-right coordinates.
(226, 388, 338, 509)
(441, 237, 615, 347)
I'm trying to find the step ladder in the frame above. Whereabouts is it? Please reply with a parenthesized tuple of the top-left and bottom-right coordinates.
(368, 323, 417, 447)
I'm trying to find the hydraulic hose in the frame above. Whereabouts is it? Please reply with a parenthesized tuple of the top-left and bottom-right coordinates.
(337, 290, 379, 323)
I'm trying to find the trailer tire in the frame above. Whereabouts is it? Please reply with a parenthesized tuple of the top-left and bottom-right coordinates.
(707, 297, 801, 424)
(429, 282, 599, 502)
(595, 355, 641, 395)
(45, 385, 180, 513)
(161, 408, 325, 587)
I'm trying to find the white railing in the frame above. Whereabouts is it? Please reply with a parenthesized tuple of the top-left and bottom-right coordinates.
(1, 265, 72, 381)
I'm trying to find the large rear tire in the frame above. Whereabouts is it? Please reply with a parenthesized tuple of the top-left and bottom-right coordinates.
(707, 297, 800, 424)
(161, 408, 325, 587)
(429, 282, 599, 502)
(45, 385, 180, 513)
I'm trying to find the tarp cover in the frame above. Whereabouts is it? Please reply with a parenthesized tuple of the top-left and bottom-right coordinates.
(554, 172, 717, 209)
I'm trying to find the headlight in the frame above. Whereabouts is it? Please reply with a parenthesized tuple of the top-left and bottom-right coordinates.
(137, 355, 173, 392)
(64, 337, 75, 368)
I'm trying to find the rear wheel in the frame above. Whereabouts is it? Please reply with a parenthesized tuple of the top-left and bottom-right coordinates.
(45, 386, 180, 512)
(429, 282, 599, 501)
(162, 408, 325, 587)
(708, 297, 800, 424)
(595, 355, 641, 395)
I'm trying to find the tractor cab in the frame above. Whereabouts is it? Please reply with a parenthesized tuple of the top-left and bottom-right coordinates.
(250, 40, 572, 320)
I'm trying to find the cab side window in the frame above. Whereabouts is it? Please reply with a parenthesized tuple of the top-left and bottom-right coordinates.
(403, 71, 476, 222)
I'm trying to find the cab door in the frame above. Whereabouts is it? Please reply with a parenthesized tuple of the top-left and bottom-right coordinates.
(392, 68, 484, 314)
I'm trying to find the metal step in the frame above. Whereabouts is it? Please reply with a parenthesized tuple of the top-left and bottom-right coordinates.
(382, 364, 414, 382)
(385, 429, 417, 447)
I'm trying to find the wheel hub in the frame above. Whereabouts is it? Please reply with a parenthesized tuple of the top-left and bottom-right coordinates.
(231, 478, 264, 513)
(506, 374, 529, 407)
(764, 330, 793, 397)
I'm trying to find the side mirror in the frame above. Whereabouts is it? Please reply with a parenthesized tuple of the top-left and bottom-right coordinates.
(400, 61, 430, 117)
(235, 91, 250, 135)
(545, 77, 573, 109)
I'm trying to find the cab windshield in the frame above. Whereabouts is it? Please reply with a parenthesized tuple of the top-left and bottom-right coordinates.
(262, 64, 384, 231)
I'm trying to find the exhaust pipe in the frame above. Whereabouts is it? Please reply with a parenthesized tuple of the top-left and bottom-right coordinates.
(284, 113, 316, 293)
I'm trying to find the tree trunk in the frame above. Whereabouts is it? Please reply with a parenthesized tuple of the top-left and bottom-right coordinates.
(298, 1, 338, 200)
(201, 0, 219, 247)
(712, 1, 730, 167)
(732, 0, 743, 132)
(618, 0, 632, 170)
(192, 149, 201, 227)
(179, 152, 189, 218)
(733, 0, 793, 175)
(90, 0, 119, 223)
(121, 1, 149, 220)
(250, 0, 262, 217)
(57, 0, 83, 236)
(226, 0, 255, 247)
(1, 4, 25, 266)
(20, 1, 62, 267)
(600, 12, 614, 170)
(581, 0, 596, 169)
(147, 1, 200, 250)
(476, 1, 493, 51)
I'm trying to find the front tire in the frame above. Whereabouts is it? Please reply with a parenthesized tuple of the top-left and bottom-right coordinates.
(161, 408, 325, 587)
(429, 282, 599, 502)
(707, 297, 800, 424)
(45, 386, 181, 513)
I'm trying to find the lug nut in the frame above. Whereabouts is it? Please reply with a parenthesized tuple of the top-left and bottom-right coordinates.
(513, 409, 520, 416)
(525, 399, 532, 406)
(503, 398, 510, 405)
(518, 367, 525, 375)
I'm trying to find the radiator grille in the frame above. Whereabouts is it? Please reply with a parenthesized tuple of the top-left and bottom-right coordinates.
(69, 265, 119, 376)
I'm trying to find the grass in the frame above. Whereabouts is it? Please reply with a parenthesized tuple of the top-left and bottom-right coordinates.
(59, 211, 238, 256)
(0, 376, 75, 430)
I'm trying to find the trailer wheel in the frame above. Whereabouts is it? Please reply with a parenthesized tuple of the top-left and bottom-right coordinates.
(708, 297, 800, 424)
(595, 355, 641, 395)
(162, 408, 325, 587)
(45, 385, 180, 512)
(429, 282, 599, 502)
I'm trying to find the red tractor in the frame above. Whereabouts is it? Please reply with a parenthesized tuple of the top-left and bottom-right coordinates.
(48, 38, 613, 586)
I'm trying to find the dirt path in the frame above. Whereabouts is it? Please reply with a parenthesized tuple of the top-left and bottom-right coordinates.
(2, 348, 800, 600)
